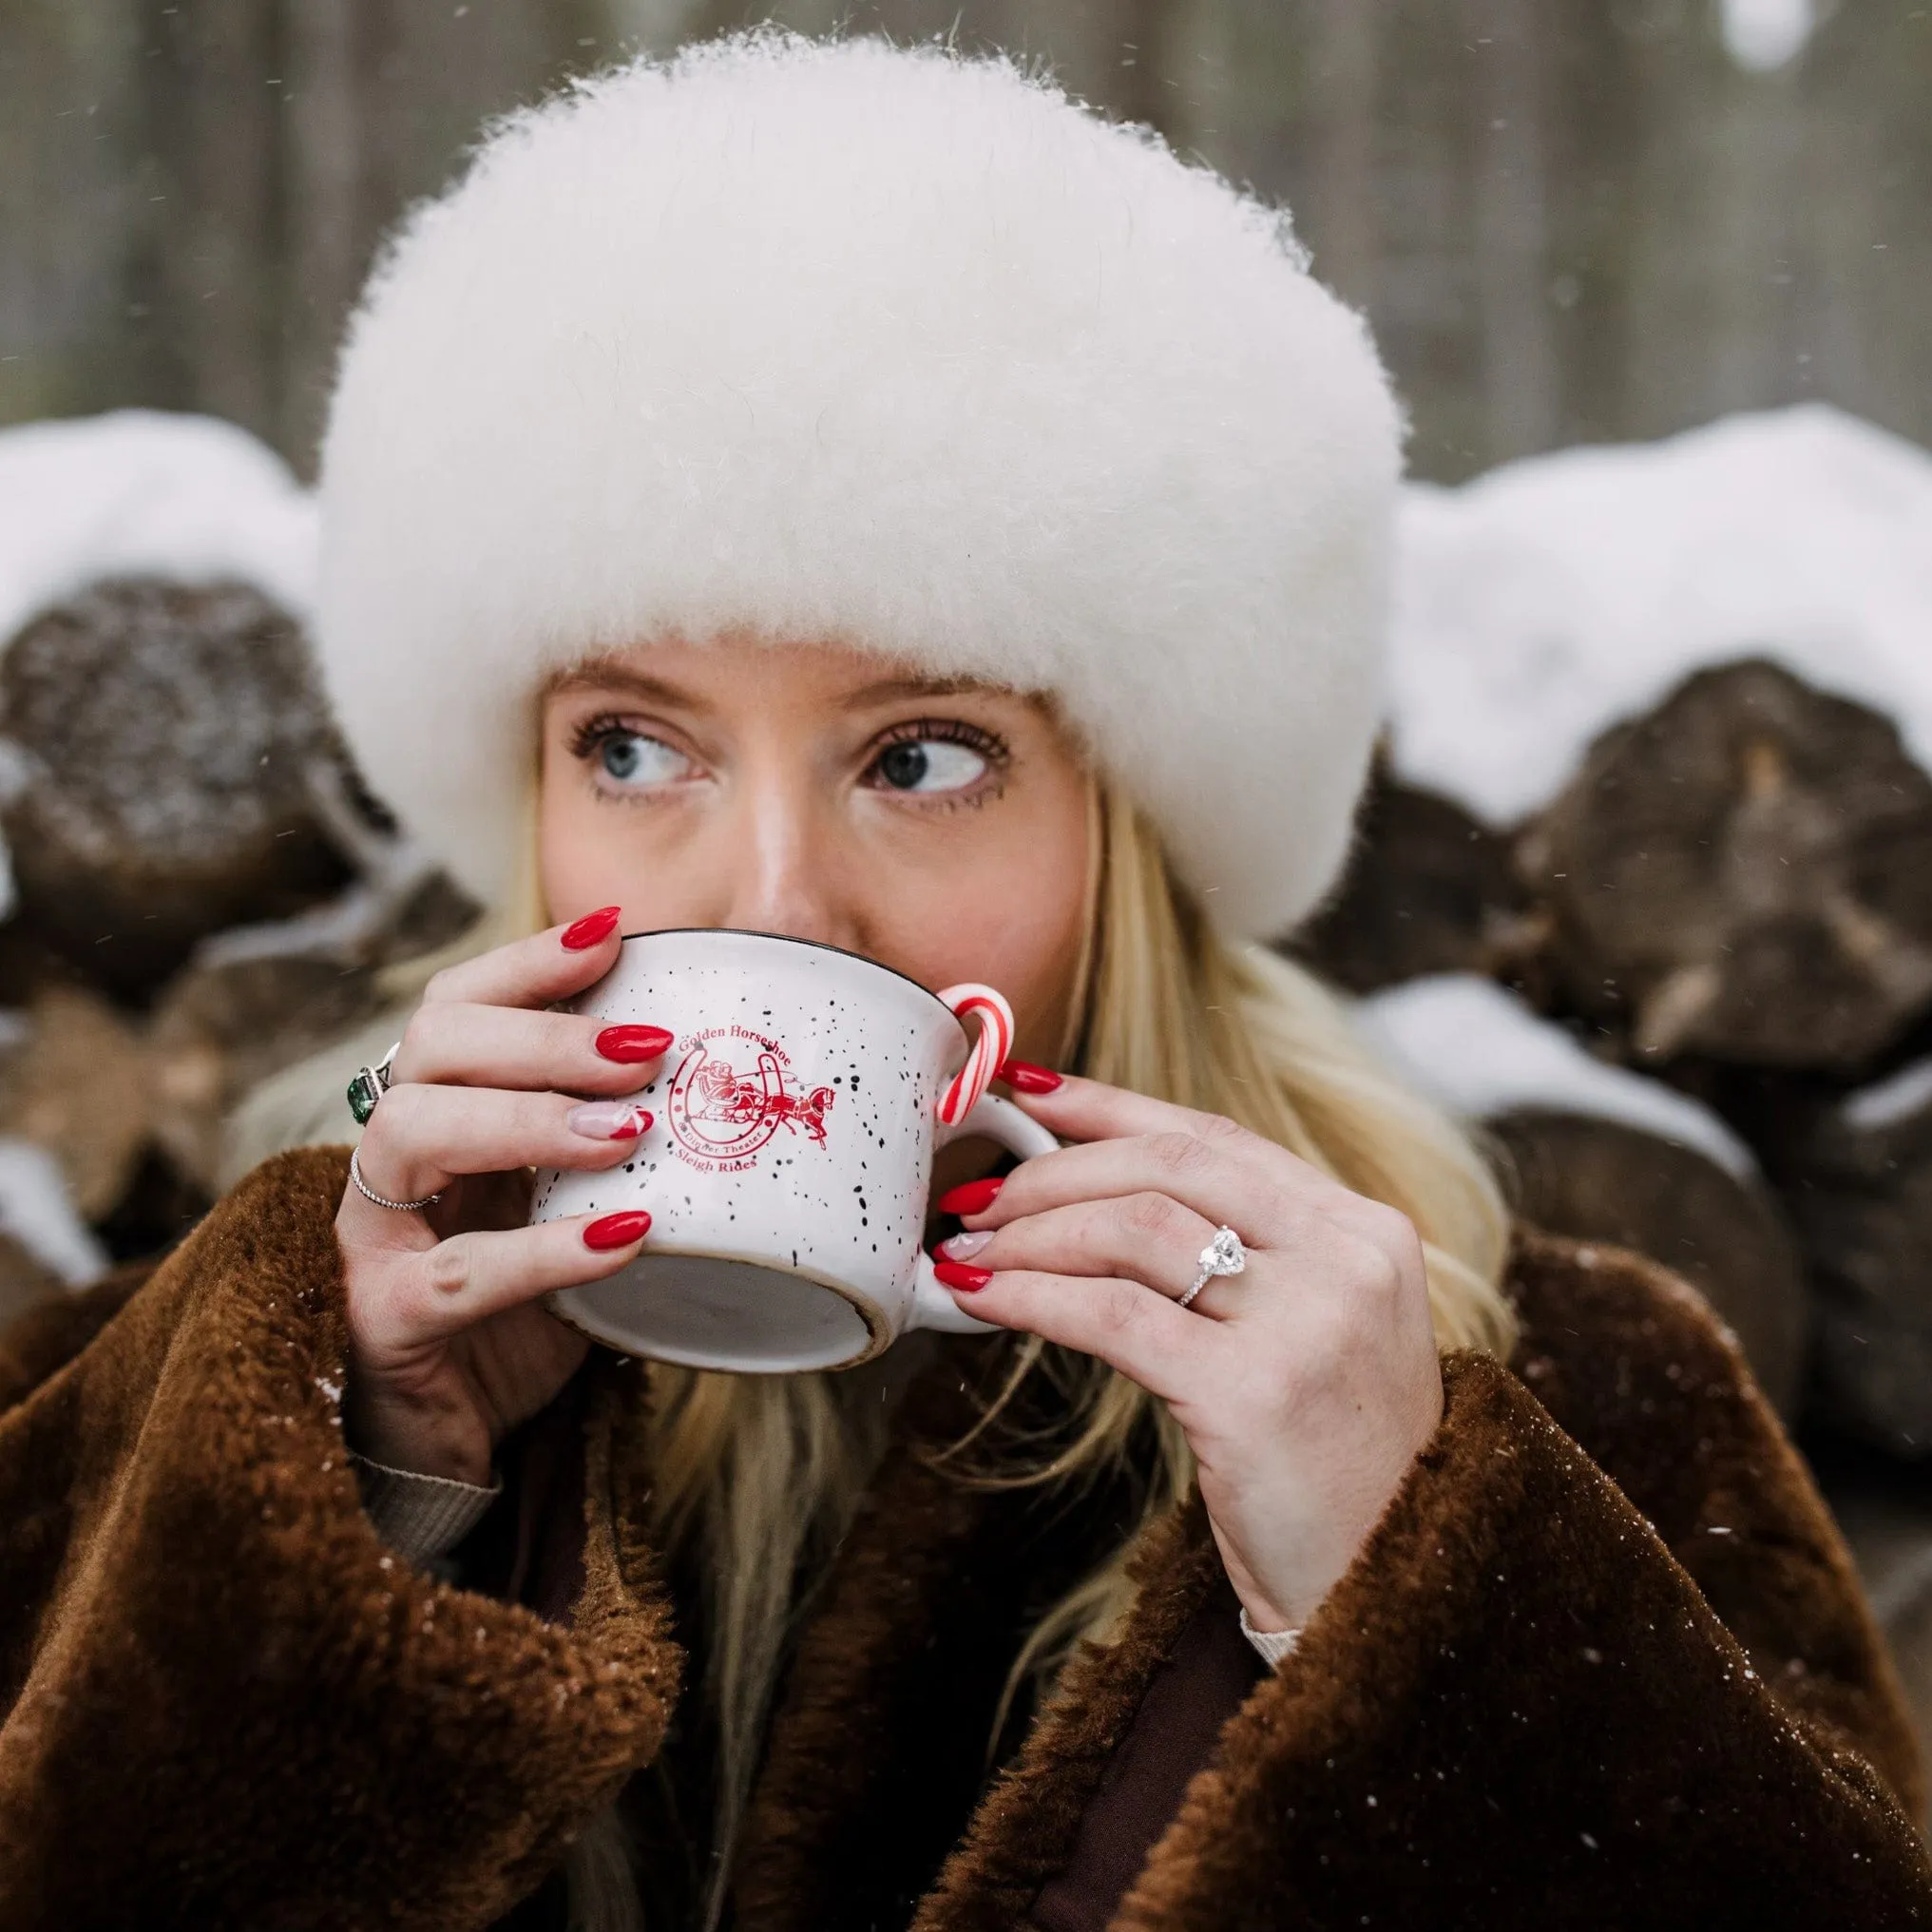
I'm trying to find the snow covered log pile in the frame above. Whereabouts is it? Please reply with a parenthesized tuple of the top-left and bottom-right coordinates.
(1311, 403, 1932, 1764)
(0, 411, 474, 1287)
(1307, 405, 1932, 1456)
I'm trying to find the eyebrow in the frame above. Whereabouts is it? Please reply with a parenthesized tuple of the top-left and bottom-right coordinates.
(843, 672, 999, 706)
(546, 660, 1012, 711)
(546, 662, 696, 707)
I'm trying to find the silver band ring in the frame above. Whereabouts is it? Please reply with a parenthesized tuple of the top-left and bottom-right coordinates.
(1178, 1225, 1247, 1309)
(349, 1144, 443, 1215)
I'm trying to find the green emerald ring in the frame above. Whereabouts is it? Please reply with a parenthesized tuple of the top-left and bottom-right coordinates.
(347, 1041, 403, 1126)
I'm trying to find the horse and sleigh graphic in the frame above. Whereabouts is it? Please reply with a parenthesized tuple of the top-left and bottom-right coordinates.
(666, 1033, 836, 1165)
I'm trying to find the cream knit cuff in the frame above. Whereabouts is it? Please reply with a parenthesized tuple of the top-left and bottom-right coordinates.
(349, 1452, 502, 1569)
(1238, 1605, 1303, 1670)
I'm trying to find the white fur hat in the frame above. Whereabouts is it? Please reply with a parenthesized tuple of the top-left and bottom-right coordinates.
(317, 30, 1400, 939)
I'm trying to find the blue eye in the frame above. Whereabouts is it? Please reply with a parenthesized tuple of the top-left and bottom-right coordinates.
(875, 738, 988, 794)
(597, 732, 690, 788)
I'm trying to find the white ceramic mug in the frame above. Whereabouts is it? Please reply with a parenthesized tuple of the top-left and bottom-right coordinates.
(531, 928, 1057, 1373)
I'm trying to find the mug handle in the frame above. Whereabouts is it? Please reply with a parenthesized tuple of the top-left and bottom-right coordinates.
(910, 1093, 1060, 1336)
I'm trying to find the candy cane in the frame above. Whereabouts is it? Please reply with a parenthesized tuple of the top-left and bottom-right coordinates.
(934, 984, 1014, 1127)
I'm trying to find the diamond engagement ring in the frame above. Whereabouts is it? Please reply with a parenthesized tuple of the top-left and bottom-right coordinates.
(1178, 1225, 1246, 1309)
(347, 1040, 403, 1126)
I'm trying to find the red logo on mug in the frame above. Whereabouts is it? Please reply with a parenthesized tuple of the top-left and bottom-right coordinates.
(666, 1027, 835, 1172)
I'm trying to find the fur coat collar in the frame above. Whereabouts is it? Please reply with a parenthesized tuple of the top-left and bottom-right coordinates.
(0, 1147, 1925, 1929)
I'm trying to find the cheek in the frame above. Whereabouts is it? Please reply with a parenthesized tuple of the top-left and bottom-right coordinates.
(869, 794, 1090, 1060)
(534, 749, 691, 928)
(536, 800, 612, 926)
(536, 760, 590, 923)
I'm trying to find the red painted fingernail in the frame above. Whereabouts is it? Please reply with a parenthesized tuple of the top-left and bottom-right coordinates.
(583, 1210, 652, 1251)
(562, 906, 622, 950)
(934, 1260, 993, 1292)
(597, 1023, 675, 1062)
(999, 1060, 1062, 1095)
(937, 1176, 1004, 1216)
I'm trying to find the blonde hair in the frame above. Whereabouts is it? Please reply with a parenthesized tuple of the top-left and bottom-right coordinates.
(227, 782, 1514, 1931)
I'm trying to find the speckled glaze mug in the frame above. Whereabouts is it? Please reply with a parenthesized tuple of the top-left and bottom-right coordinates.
(532, 928, 1057, 1373)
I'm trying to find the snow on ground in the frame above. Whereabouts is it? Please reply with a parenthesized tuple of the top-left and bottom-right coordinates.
(0, 1138, 108, 1288)
(1390, 404, 1932, 826)
(1356, 973, 1758, 1180)
(0, 410, 317, 650)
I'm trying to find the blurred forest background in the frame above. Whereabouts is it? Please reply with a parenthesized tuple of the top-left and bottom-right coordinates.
(2, 0, 1928, 483)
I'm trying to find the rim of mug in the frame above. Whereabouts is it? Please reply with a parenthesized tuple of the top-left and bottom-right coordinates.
(614, 926, 971, 1040)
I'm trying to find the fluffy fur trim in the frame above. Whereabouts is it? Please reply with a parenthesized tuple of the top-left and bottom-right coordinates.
(3, 1170, 1927, 1926)
(0, 1149, 678, 1928)
(316, 30, 1401, 938)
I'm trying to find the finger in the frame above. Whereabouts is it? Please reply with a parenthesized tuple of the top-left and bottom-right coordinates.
(939, 1192, 1224, 1305)
(946, 1267, 1214, 1401)
(956, 1129, 1296, 1248)
(417, 909, 626, 1011)
(391, 1001, 671, 1095)
(360, 1212, 652, 1352)
(349, 1083, 651, 1215)
(997, 1071, 1272, 1155)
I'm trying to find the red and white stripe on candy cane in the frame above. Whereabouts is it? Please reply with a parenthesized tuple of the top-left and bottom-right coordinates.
(934, 984, 1014, 1126)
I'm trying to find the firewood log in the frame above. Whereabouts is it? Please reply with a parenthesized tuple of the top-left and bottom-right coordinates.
(1489, 1107, 1809, 1417)
(0, 1233, 67, 1332)
(145, 953, 389, 1194)
(1357, 975, 1807, 1410)
(1518, 660, 1932, 1071)
(0, 985, 150, 1221)
(1782, 1058, 1932, 1456)
(0, 955, 394, 1243)
(1291, 757, 1540, 992)
(0, 577, 354, 997)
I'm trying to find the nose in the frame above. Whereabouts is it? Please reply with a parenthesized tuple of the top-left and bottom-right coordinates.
(716, 772, 856, 948)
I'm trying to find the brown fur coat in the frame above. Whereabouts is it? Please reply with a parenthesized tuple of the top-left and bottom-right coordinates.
(0, 1146, 1926, 1928)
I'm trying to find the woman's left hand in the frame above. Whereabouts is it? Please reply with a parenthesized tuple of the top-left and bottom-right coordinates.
(935, 1073, 1444, 1636)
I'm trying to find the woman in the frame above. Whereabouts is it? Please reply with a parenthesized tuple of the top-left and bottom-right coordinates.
(1, 31, 1925, 1932)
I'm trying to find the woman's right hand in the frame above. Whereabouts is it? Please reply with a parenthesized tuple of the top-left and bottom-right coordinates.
(338, 908, 668, 1486)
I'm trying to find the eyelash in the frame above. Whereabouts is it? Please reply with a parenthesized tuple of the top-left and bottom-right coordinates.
(866, 718, 1011, 808)
(568, 712, 650, 763)
(565, 713, 1014, 806)
(869, 718, 1004, 776)
(566, 712, 690, 805)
